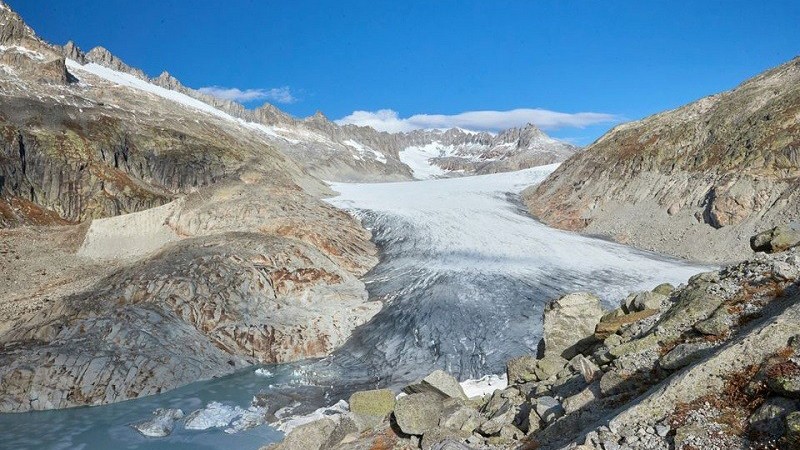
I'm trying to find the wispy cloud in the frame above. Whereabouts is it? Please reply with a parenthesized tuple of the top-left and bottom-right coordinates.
(335, 108, 618, 133)
(198, 86, 297, 104)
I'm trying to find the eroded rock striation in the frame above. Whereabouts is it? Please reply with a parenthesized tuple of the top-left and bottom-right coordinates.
(525, 56, 800, 263)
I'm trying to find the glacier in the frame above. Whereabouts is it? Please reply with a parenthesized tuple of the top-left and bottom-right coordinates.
(312, 164, 712, 384)
(0, 164, 712, 450)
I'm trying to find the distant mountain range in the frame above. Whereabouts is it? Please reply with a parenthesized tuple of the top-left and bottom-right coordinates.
(5, 15, 577, 184)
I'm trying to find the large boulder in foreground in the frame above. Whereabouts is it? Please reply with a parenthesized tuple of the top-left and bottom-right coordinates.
(394, 393, 445, 436)
(751, 223, 800, 253)
(348, 388, 396, 424)
(542, 293, 603, 359)
(404, 370, 467, 400)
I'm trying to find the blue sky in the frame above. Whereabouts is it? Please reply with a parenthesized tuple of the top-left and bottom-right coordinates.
(10, 0, 800, 144)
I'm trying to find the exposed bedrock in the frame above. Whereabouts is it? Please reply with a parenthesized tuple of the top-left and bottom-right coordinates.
(0, 232, 381, 412)
(525, 57, 800, 263)
(0, 99, 239, 226)
(0, 2, 384, 414)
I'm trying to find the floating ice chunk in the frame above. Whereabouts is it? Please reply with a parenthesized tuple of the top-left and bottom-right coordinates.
(184, 400, 267, 434)
(131, 408, 184, 437)
(254, 368, 274, 377)
(184, 402, 244, 430)
(271, 399, 349, 433)
(460, 374, 508, 399)
(226, 407, 268, 434)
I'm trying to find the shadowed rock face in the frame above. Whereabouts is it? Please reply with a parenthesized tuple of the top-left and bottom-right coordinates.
(525, 56, 800, 263)
(0, 2, 380, 412)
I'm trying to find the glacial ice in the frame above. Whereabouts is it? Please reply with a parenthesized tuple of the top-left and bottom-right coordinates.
(321, 164, 713, 383)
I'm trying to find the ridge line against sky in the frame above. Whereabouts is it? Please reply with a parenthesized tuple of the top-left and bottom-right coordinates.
(9, 0, 799, 144)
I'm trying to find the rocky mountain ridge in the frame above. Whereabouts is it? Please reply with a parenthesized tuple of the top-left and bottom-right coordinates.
(524, 56, 800, 263)
(0, 1, 381, 412)
(394, 124, 577, 178)
(46, 34, 576, 182)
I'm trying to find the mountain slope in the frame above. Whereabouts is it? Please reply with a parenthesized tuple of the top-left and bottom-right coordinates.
(0, 2, 381, 412)
(524, 56, 800, 263)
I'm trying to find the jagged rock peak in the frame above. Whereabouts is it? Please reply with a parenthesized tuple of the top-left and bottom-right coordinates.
(254, 103, 294, 125)
(85, 46, 118, 66)
(302, 110, 337, 132)
(308, 110, 328, 121)
(495, 123, 566, 148)
(60, 40, 85, 63)
(0, 1, 37, 44)
(152, 71, 182, 90)
(85, 46, 147, 79)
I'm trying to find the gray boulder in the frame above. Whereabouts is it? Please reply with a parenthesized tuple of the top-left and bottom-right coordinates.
(430, 439, 477, 450)
(694, 306, 734, 336)
(348, 388, 396, 425)
(507, 355, 539, 384)
(534, 396, 564, 424)
(631, 291, 668, 312)
(478, 399, 517, 435)
(404, 370, 467, 400)
(394, 393, 445, 436)
(656, 282, 724, 338)
(268, 418, 337, 450)
(421, 427, 472, 450)
(543, 293, 604, 359)
(751, 223, 800, 253)
(569, 354, 601, 382)
(767, 368, 800, 398)
(749, 397, 797, 439)
(534, 354, 569, 381)
(440, 404, 483, 433)
(786, 411, 800, 447)
(659, 342, 711, 370)
(651, 283, 675, 296)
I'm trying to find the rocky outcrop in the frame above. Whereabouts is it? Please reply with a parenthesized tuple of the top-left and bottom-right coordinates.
(751, 222, 800, 253)
(0, 1, 382, 413)
(525, 56, 800, 263)
(541, 293, 603, 359)
(404, 370, 468, 400)
(0, 172, 381, 411)
(266, 228, 800, 449)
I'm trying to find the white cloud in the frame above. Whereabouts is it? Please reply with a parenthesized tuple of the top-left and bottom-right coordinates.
(335, 108, 617, 133)
(198, 86, 297, 104)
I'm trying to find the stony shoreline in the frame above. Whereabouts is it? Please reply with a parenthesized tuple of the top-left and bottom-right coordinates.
(265, 228, 800, 450)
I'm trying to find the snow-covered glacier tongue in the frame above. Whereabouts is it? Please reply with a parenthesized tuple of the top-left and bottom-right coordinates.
(315, 164, 712, 384)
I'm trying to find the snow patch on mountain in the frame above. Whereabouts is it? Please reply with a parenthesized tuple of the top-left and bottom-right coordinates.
(399, 143, 449, 178)
(344, 139, 387, 164)
(62, 55, 574, 183)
